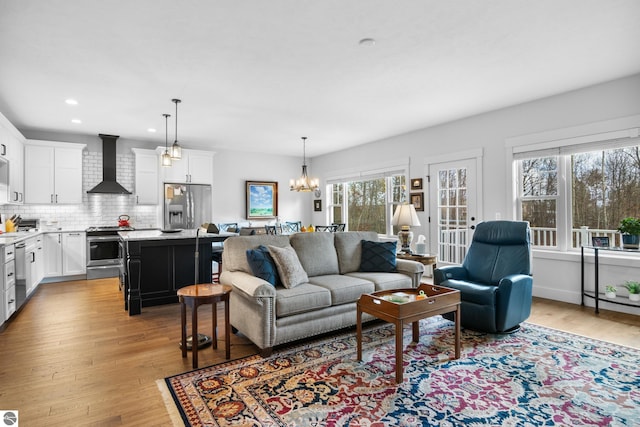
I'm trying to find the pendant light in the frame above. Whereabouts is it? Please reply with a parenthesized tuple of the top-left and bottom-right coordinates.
(161, 113, 172, 167)
(289, 137, 319, 192)
(170, 98, 182, 159)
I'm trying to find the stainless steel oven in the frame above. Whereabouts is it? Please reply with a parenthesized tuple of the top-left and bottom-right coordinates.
(86, 226, 132, 279)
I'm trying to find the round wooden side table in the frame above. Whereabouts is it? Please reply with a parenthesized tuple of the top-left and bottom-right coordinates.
(178, 283, 232, 369)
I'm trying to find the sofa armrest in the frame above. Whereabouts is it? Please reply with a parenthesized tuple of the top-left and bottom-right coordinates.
(433, 265, 468, 285)
(395, 259, 425, 287)
(219, 271, 276, 298)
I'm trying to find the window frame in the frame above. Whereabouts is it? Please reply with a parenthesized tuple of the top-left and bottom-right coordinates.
(508, 117, 640, 253)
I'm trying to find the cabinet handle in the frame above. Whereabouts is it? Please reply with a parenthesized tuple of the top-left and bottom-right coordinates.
(68, 233, 80, 236)
(12, 191, 18, 202)
(7, 251, 13, 255)
(51, 194, 54, 203)
(136, 196, 139, 204)
(19, 192, 23, 202)
(8, 272, 14, 277)
(1, 144, 5, 156)
(55, 194, 58, 203)
(31, 252, 35, 263)
(8, 299, 14, 304)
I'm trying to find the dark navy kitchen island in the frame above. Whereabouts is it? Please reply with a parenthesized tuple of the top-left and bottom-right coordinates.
(119, 229, 233, 315)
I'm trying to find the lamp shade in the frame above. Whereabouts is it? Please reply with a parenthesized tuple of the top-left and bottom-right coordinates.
(392, 204, 421, 227)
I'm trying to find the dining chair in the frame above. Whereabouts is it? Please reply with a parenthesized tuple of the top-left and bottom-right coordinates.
(265, 224, 283, 235)
(284, 221, 302, 233)
(212, 223, 238, 282)
(332, 223, 346, 232)
(315, 225, 337, 232)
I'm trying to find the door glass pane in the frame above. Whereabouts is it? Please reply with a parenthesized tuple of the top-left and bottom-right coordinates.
(437, 167, 469, 264)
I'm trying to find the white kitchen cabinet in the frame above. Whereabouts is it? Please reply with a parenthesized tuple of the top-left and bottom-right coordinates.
(24, 140, 86, 204)
(24, 236, 43, 297)
(62, 232, 86, 276)
(44, 232, 86, 278)
(44, 233, 63, 277)
(132, 148, 159, 204)
(2, 244, 16, 323)
(158, 148, 214, 184)
(0, 112, 25, 204)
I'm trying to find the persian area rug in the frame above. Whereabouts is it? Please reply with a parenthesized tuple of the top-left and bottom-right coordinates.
(160, 317, 640, 426)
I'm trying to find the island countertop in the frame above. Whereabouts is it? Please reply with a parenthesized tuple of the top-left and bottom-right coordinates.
(118, 229, 236, 241)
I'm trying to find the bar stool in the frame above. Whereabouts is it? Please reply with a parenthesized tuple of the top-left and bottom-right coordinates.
(178, 283, 232, 369)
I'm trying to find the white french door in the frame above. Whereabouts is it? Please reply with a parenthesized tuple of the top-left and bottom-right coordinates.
(428, 158, 479, 265)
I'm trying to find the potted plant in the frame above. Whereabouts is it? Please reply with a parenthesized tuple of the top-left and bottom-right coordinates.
(622, 281, 640, 302)
(605, 285, 617, 299)
(617, 217, 640, 249)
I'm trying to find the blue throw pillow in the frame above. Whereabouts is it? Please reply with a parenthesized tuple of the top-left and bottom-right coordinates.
(246, 245, 281, 286)
(359, 240, 397, 272)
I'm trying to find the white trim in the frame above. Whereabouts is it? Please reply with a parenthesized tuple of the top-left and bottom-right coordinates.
(25, 139, 87, 150)
(0, 112, 25, 141)
(325, 157, 409, 184)
(425, 148, 483, 165)
(505, 114, 640, 149)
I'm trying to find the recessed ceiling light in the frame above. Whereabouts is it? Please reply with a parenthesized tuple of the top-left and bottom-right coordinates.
(358, 38, 376, 46)
(147, 128, 157, 133)
(65, 99, 78, 105)
(71, 118, 82, 124)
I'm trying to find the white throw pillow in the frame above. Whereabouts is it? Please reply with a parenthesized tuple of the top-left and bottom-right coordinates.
(267, 245, 309, 288)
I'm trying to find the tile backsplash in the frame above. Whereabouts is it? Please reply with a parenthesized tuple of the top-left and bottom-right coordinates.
(0, 150, 160, 230)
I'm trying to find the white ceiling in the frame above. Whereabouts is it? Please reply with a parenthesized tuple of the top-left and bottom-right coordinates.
(1, 0, 639, 157)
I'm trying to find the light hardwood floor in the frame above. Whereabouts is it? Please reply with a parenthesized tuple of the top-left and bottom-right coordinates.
(0, 278, 638, 426)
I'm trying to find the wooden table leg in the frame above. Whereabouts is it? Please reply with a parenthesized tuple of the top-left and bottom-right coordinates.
(180, 298, 187, 358)
(395, 321, 403, 383)
(454, 304, 461, 359)
(191, 301, 199, 369)
(212, 301, 218, 350)
(224, 294, 230, 359)
(412, 321, 420, 343)
(356, 306, 362, 361)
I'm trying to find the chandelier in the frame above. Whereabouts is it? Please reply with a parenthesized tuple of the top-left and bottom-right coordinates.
(289, 137, 319, 192)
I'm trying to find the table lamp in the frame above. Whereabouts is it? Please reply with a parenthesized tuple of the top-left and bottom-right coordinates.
(392, 204, 421, 253)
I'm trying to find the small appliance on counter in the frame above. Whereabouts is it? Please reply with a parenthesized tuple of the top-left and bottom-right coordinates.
(17, 218, 40, 232)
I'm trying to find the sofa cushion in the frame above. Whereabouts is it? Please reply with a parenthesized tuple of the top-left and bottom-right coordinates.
(359, 240, 397, 272)
(290, 232, 340, 276)
(308, 274, 376, 305)
(268, 245, 309, 289)
(346, 272, 412, 291)
(334, 231, 379, 274)
(246, 245, 280, 286)
(223, 235, 290, 274)
(275, 283, 332, 317)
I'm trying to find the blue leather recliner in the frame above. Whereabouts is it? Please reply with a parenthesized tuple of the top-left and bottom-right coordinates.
(433, 220, 533, 333)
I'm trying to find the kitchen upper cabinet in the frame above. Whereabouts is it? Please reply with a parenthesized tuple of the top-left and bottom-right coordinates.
(44, 232, 86, 278)
(24, 140, 86, 204)
(158, 148, 214, 184)
(132, 148, 159, 205)
(0, 112, 25, 204)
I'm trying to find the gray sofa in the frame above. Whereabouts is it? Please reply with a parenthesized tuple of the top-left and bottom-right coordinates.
(220, 231, 424, 356)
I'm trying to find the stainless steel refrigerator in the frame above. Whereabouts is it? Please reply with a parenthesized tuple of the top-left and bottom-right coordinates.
(163, 183, 212, 229)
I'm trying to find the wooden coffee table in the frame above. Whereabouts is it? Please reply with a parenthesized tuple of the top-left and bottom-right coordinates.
(356, 283, 461, 383)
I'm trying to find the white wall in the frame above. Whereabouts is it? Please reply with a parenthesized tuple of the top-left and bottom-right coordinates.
(311, 73, 640, 314)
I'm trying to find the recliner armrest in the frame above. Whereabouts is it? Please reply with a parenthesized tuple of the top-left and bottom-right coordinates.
(433, 265, 468, 284)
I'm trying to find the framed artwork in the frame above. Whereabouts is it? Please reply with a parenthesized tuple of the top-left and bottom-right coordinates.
(314, 199, 322, 212)
(410, 192, 424, 211)
(591, 236, 610, 247)
(411, 178, 423, 190)
(246, 181, 278, 219)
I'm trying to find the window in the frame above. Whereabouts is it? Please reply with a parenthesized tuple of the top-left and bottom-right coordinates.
(329, 174, 406, 235)
(516, 144, 640, 249)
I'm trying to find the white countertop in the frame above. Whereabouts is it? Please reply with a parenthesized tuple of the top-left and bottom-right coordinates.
(0, 228, 88, 246)
(118, 229, 236, 241)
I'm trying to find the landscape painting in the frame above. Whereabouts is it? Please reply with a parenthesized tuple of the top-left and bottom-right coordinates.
(246, 181, 278, 219)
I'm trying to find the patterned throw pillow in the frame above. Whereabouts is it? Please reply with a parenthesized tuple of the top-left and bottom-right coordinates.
(267, 245, 309, 289)
(246, 245, 281, 286)
(359, 240, 397, 272)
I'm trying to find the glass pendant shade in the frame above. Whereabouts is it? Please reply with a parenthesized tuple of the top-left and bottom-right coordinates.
(170, 98, 182, 160)
(162, 113, 172, 167)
